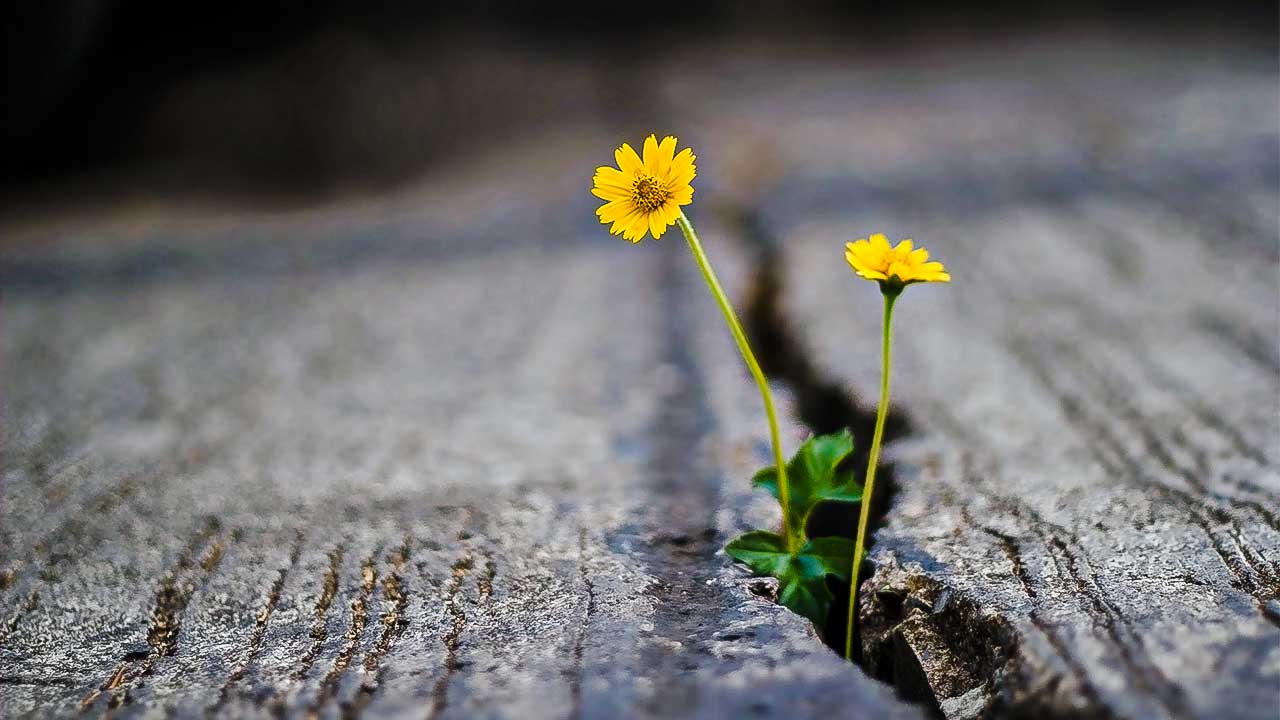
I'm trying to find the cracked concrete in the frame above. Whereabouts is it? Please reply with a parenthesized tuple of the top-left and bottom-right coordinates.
(4, 32, 1278, 720)
(0, 128, 918, 717)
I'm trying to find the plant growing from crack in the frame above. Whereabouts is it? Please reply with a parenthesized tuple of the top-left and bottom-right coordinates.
(842, 233, 949, 659)
(725, 430, 864, 626)
(591, 135, 793, 537)
(591, 134, 863, 628)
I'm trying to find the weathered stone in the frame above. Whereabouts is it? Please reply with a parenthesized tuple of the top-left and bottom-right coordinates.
(753, 39, 1280, 720)
(2, 32, 1276, 720)
(0, 133, 916, 717)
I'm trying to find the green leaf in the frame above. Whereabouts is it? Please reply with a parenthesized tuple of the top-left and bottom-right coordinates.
(777, 560, 833, 626)
(725, 531, 863, 627)
(751, 429, 862, 545)
(800, 536, 859, 581)
(724, 531, 790, 578)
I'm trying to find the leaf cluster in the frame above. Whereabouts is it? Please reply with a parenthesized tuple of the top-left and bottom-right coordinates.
(725, 429, 863, 627)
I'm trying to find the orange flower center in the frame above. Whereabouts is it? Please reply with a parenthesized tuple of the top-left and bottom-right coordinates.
(631, 175, 670, 213)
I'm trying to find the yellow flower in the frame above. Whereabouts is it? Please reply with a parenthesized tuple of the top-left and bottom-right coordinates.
(592, 134, 696, 242)
(845, 233, 950, 288)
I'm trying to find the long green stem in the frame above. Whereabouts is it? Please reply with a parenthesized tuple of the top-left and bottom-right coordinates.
(675, 209, 796, 554)
(845, 289, 898, 660)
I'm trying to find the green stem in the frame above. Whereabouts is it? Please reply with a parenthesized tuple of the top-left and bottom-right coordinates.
(845, 288, 898, 660)
(675, 209, 797, 555)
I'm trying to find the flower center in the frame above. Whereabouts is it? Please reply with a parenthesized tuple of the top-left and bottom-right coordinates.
(631, 175, 670, 213)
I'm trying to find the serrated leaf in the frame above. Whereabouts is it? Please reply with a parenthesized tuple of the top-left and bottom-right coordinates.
(751, 429, 862, 547)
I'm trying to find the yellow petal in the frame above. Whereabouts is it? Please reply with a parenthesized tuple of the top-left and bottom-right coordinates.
(669, 166, 696, 188)
(611, 207, 642, 235)
(847, 243, 882, 270)
(642, 135, 661, 174)
(592, 185, 629, 202)
(670, 147, 696, 173)
(615, 143, 643, 175)
(649, 212, 668, 239)
(594, 166, 631, 189)
(655, 136, 677, 177)
(626, 214, 649, 242)
(597, 199, 635, 222)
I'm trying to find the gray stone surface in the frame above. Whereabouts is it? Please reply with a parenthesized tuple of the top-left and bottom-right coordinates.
(745, 39, 1280, 720)
(0, 135, 916, 718)
(3, 32, 1277, 720)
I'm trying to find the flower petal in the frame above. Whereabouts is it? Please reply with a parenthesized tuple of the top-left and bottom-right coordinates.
(597, 199, 634, 222)
(670, 147, 696, 173)
(649, 211, 668, 239)
(655, 136, 678, 177)
(594, 165, 631, 188)
(611, 207, 643, 235)
(642, 135, 661, 174)
(592, 185, 629, 202)
(625, 213, 649, 242)
(669, 166, 696, 188)
(615, 143, 644, 175)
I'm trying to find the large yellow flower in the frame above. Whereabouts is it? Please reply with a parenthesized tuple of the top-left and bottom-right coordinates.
(845, 234, 950, 288)
(592, 135, 696, 242)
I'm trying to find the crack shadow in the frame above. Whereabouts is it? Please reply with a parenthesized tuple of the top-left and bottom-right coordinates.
(731, 207, 915, 662)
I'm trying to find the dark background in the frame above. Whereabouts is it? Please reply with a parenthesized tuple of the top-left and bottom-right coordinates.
(2, 1, 1275, 209)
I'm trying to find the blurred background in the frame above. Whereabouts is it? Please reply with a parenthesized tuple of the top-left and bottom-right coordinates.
(1, 0, 1275, 231)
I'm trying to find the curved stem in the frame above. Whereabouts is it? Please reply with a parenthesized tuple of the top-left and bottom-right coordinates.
(675, 209, 796, 554)
(845, 289, 898, 660)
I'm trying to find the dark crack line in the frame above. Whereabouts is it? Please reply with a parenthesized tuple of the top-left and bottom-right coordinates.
(981, 524, 1108, 711)
(426, 551, 475, 720)
(1047, 536, 1193, 718)
(1061, 343, 1280, 592)
(737, 209, 911, 655)
(345, 536, 414, 718)
(1057, 339, 1280, 533)
(208, 530, 305, 715)
(1010, 336, 1279, 603)
(567, 527, 597, 720)
(291, 542, 346, 684)
(309, 550, 381, 715)
(1013, 336, 1280, 653)
(978, 526, 1038, 602)
(80, 518, 226, 712)
(944, 456, 1112, 715)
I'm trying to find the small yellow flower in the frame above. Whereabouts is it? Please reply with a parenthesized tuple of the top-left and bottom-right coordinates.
(844, 234, 950, 288)
(592, 134, 696, 242)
